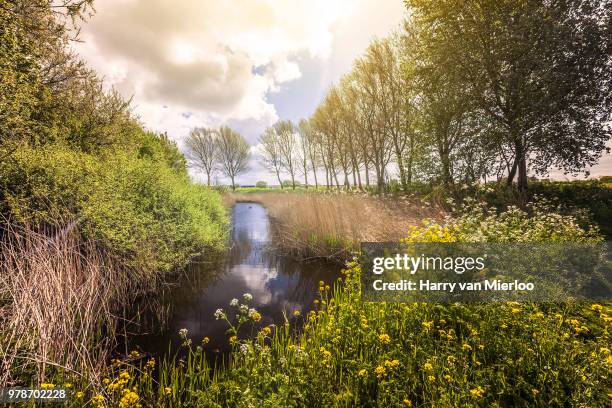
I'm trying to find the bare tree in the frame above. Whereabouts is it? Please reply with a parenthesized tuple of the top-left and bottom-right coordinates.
(259, 127, 284, 188)
(297, 119, 313, 188)
(215, 126, 250, 190)
(275, 120, 298, 189)
(185, 127, 218, 186)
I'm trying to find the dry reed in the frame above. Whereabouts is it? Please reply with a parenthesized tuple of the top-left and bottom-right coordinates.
(224, 191, 444, 260)
(0, 223, 144, 387)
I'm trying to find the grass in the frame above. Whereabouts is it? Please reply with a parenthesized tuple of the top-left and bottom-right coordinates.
(224, 191, 444, 261)
(0, 224, 134, 388)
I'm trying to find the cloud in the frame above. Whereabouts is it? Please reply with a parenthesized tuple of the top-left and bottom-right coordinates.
(73, 0, 410, 184)
(74, 0, 356, 129)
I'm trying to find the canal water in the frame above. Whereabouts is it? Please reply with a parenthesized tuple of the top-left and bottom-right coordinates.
(121, 202, 342, 358)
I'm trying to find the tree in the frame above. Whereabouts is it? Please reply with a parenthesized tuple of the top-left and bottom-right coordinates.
(275, 120, 298, 189)
(215, 126, 250, 190)
(259, 126, 285, 188)
(185, 127, 218, 186)
(297, 119, 313, 188)
(406, 0, 612, 192)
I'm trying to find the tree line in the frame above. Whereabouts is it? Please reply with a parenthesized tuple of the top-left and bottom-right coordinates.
(185, 127, 251, 190)
(255, 0, 611, 193)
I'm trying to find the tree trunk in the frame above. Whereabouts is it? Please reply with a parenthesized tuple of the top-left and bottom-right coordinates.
(394, 146, 408, 192)
(276, 170, 283, 189)
(231, 176, 236, 191)
(517, 151, 528, 194)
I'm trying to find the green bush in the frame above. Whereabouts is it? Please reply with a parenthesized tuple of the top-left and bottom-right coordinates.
(0, 142, 227, 273)
(256, 181, 268, 188)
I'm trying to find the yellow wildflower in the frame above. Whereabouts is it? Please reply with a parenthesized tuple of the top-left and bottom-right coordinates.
(422, 321, 434, 331)
(40, 383, 54, 389)
(118, 390, 139, 407)
(164, 387, 172, 396)
(202, 337, 210, 345)
(423, 362, 433, 371)
(591, 304, 603, 312)
(403, 399, 413, 407)
(470, 386, 484, 398)
(462, 343, 472, 351)
(229, 335, 237, 344)
(358, 369, 367, 377)
(75, 392, 84, 399)
(378, 333, 391, 344)
(375, 365, 386, 378)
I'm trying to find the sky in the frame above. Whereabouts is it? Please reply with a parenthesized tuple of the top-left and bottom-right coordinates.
(73, 0, 610, 185)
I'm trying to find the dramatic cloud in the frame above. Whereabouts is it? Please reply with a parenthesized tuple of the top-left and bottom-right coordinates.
(73, 0, 407, 183)
(74, 0, 362, 133)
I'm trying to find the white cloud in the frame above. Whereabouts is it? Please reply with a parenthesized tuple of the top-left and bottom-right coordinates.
(73, 0, 408, 184)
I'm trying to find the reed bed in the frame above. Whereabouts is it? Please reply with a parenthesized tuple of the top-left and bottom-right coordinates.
(224, 191, 444, 260)
(0, 224, 146, 387)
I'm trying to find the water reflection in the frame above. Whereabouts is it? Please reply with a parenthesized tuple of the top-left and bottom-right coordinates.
(122, 202, 341, 357)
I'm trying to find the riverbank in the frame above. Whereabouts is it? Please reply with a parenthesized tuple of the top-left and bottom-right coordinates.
(97, 197, 610, 407)
(224, 191, 445, 261)
(0, 142, 229, 389)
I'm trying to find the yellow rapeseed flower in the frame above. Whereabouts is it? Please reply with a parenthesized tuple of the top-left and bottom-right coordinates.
(378, 333, 391, 344)
(470, 386, 485, 398)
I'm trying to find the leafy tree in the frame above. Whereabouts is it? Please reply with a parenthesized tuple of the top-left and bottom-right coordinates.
(259, 126, 285, 188)
(406, 0, 612, 192)
(215, 126, 250, 191)
(275, 120, 298, 189)
(185, 127, 218, 185)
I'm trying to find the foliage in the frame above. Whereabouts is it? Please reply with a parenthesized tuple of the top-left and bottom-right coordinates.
(256, 181, 268, 188)
(0, 141, 227, 273)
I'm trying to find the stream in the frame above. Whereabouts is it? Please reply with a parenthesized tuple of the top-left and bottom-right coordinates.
(120, 202, 342, 359)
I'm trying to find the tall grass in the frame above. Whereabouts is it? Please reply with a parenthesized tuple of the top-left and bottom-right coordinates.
(0, 223, 152, 387)
(224, 191, 444, 260)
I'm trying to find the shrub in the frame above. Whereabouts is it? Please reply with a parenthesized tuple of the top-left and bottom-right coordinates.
(0, 143, 227, 273)
(256, 181, 268, 188)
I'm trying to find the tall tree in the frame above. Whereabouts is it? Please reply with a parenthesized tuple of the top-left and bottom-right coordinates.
(185, 127, 218, 186)
(215, 126, 250, 190)
(297, 119, 313, 188)
(406, 0, 612, 192)
(275, 120, 298, 189)
(259, 126, 284, 188)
